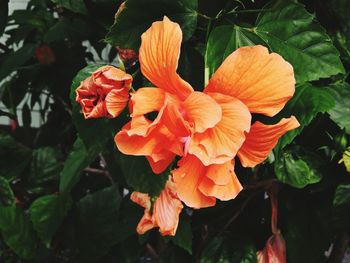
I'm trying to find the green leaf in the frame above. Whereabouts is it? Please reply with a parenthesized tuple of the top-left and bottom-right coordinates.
(119, 155, 168, 196)
(0, 43, 37, 81)
(59, 137, 100, 193)
(201, 236, 257, 263)
(205, 25, 266, 78)
(0, 0, 9, 36)
(333, 184, 350, 230)
(0, 176, 15, 207)
(255, 2, 344, 83)
(327, 82, 350, 133)
(274, 146, 323, 188)
(77, 185, 122, 259)
(29, 194, 72, 248)
(29, 147, 62, 185)
(0, 206, 37, 259)
(70, 63, 114, 150)
(0, 135, 32, 181)
(339, 147, 350, 172)
(50, 0, 87, 15)
(105, 0, 198, 49)
(272, 84, 335, 149)
(172, 214, 192, 254)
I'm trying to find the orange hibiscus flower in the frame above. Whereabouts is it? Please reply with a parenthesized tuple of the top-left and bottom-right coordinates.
(130, 180, 183, 236)
(115, 17, 299, 208)
(76, 65, 132, 119)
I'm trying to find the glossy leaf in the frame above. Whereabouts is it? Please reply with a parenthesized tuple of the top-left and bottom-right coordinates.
(29, 194, 72, 247)
(119, 155, 168, 196)
(0, 176, 15, 207)
(272, 84, 335, 149)
(105, 0, 198, 49)
(59, 137, 100, 193)
(256, 2, 344, 83)
(77, 185, 122, 259)
(339, 147, 350, 172)
(0, 135, 32, 181)
(274, 146, 323, 188)
(172, 214, 192, 254)
(327, 82, 350, 133)
(50, 0, 87, 15)
(333, 184, 350, 230)
(205, 25, 266, 78)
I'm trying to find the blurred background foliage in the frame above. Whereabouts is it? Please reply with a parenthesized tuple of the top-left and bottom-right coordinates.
(0, 0, 350, 262)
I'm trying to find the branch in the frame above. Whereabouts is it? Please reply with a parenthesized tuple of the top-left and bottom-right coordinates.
(328, 232, 349, 263)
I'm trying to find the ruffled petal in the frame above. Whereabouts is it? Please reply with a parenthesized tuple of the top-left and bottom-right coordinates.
(105, 89, 129, 118)
(205, 45, 295, 117)
(237, 116, 300, 167)
(146, 151, 176, 174)
(92, 65, 132, 93)
(172, 155, 216, 209)
(189, 93, 251, 165)
(153, 180, 183, 236)
(130, 192, 155, 235)
(182, 92, 222, 133)
(130, 88, 166, 117)
(139, 16, 193, 100)
(198, 161, 242, 201)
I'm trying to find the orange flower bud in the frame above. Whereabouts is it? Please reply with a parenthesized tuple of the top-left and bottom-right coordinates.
(35, 45, 56, 65)
(75, 65, 132, 119)
(257, 232, 287, 263)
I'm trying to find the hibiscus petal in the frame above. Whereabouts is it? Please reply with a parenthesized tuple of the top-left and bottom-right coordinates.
(139, 16, 193, 100)
(130, 192, 155, 235)
(130, 88, 166, 117)
(85, 101, 106, 119)
(146, 151, 176, 174)
(153, 181, 183, 236)
(198, 161, 243, 201)
(237, 116, 300, 167)
(105, 89, 129, 118)
(172, 155, 216, 209)
(189, 93, 251, 165)
(205, 45, 295, 117)
(182, 92, 222, 133)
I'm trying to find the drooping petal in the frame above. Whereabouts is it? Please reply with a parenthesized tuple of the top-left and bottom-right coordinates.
(105, 89, 129, 118)
(198, 161, 243, 201)
(130, 88, 166, 117)
(189, 93, 251, 165)
(130, 192, 155, 235)
(153, 180, 183, 236)
(172, 155, 216, 209)
(139, 16, 193, 100)
(182, 92, 222, 133)
(205, 45, 295, 117)
(237, 116, 300, 167)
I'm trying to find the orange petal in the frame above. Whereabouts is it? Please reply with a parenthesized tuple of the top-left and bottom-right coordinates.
(205, 45, 295, 117)
(172, 155, 216, 209)
(146, 151, 176, 174)
(153, 181, 183, 236)
(237, 116, 300, 167)
(198, 161, 243, 201)
(182, 92, 222, 133)
(85, 101, 106, 119)
(139, 16, 193, 100)
(130, 192, 151, 210)
(130, 192, 155, 235)
(162, 102, 191, 137)
(92, 65, 132, 92)
(105, 89, 129, 118)
(189, 93, 251, 165)
(130, 88, 166, 117)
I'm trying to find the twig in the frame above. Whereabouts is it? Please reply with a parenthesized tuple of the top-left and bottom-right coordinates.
(146, 243, 160, 262)
(84, 167, 114, 184)
(328, 232, 349, 263)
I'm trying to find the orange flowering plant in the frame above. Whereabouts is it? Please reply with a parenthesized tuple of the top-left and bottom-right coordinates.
(1, 0, 350, 262)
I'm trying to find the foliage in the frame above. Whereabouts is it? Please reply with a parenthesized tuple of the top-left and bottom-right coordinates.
(0, 0, 350, 262)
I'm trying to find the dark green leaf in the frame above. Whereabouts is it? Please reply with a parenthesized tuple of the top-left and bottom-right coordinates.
(0, 0, 9, 36)
(172, 214, 192, 254)
(59, 137, 100, 193)
(333, 184, 350, 230)
(272, 84, 335, 149)
(105, 0, 198, 49)
(0, 135, 32, 181)
(50, 0, 87, 15)
(274, 146, 323, 188)
(205, 25, 266, 78)
(77, 185, 121, 259)
(327, 82, 350, 133)
(201, 236, 257, 263)
(0, 43, 36, 81)
(29, 147, 62, 185)
(119, 155, 168, 196)
(0, 206, 37, 259)
(22, 103, 31, 128)
(0, 176, 15, 207)
(255, 2, 344, 83)
(29, 194, 72, 248)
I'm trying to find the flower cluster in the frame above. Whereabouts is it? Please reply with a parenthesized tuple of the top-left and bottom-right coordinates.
(76, 17, 299, 236)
